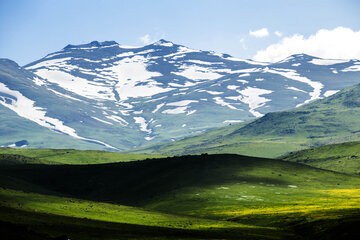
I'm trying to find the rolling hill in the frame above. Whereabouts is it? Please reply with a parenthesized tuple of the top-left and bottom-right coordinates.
(134, 83, 360, 157)
(281, 141, 360, 175)
(1, 152, 360, 239)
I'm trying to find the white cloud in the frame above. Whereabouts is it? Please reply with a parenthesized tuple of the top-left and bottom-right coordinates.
(253, 27, 360, 62)
(249, 28, 269, 38)
(239, 37, 247, 50)
(140, 34, 152, 44)
(274, 31, 282, 37)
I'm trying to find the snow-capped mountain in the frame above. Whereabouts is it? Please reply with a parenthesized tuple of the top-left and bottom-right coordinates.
(1, 39, 360, 150)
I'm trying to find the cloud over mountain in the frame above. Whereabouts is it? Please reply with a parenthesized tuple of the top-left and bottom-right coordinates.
(253, 27, 360, 62)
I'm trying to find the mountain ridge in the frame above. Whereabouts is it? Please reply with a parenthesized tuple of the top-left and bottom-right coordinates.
(1, 39, 360, 150)
(134, 83, 360, 157)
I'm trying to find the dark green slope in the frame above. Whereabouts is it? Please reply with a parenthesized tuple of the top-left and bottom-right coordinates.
(1, 153, 360, 239)
(0, 154, 349, 204)
(281, 141, 360, 175)
(134, 83, 360, 158)
(1, 154, 359, 210)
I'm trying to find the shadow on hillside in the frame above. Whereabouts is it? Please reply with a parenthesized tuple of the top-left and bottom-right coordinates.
(0, 154, 292, 205)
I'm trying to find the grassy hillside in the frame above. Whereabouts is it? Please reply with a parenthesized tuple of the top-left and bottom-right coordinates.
(1, 153, 360, 239)
(0, 148, 164, 165)
(1, 188, 283, 240)
(281, 141, 360, 175)
(134, 83, 360, 158)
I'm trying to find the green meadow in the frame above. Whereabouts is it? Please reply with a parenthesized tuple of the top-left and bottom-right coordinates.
(1, 150, 360, 239)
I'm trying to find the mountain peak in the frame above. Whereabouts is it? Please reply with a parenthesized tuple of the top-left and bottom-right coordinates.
(277, 53, 315, 63)
(89, 41, 101, 47)
(0, 58, 20, 67)
(63, 40, 119, 50)
(153, 39, 174, 47)
(291, 53, 316, 59)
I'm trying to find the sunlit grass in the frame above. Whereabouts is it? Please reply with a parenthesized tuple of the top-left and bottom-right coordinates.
(0, 188, 259, 231)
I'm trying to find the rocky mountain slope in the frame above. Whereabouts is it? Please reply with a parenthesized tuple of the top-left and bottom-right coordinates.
(135, 83, 360, 157)
(1, 39, 360, 150)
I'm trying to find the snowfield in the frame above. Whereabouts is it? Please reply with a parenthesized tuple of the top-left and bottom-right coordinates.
(8, 40, 358, 149)
(0, 82, 115, 149)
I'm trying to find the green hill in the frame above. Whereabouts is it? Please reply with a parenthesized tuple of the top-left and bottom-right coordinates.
(0, 148, 164, 165)
(134, 83, 360, 158)
(1, 153, 360, 239)
(281, 141, 360, 175)
(2, 188, 276, 240)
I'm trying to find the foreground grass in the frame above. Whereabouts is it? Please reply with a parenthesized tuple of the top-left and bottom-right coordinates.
(1, 153, 360, 239)
(0, 148, 164, 165)
(0, 188, 252, 230)
(0, 188, 284, 240)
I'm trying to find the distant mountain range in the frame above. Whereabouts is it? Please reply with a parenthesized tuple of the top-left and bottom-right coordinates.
(1, 39, 360, 150)
(136, 83, 360, 157)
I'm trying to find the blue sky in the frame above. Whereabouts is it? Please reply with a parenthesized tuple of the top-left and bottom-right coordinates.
(1, 0, 359, 65)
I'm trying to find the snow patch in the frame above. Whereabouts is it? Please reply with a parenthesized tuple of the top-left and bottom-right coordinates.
(167, 100, 198, 106)
(152, 103, 165, 113)
(223, 120, 243, 123)
(287, 86, 307, 93)
(227, 85, 239, 90)
(162, 106, 188, 114)
(105, 115, 128, 126)
(201, 90, 223, 95)
(264, 67, 323, 106)
(239, 73, 250, 77)
(173, 65, 223, 81)
(309, 59, 349, 65)
(32, 77, 47, 86)
(324, 90, 339, 97)
(91, 116, 113, 125)
(104, 55, 172, 100)
(342, 65, 360, 72)
(164, 46, 201, 58)
(25, 57, 73, 70)
(34, 69, 115, 100)
(49, 89, 84, 102)
(186, 60, 223, 65)
(186, 110, 196, 115)
(0, 82, 115, 149)
(224, 57, 269, 66)
(134, 117, 152, 134)
(236, 87, 273, 117)
(237, 79, 249, 84)
(213, 97, 237, 110)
